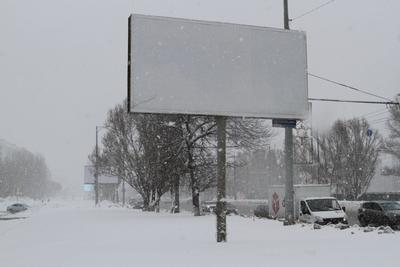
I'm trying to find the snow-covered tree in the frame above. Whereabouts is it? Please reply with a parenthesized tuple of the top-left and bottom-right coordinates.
(382, 105, 400, 174)
(0, 143, 58, 199)
(91, 102, 185, 211)
(314, 118, 381, 199)
(92, 101, 273, 214)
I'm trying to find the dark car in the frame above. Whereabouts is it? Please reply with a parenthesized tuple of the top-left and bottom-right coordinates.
(226, 203, 239, 215)
(7, 203, 28, 214)
(201, 201, 238, 215)
(202, 201, 216, 213)
(358, 192, 400, 201)
(254, 204, 269, 218)
(358, 201, 400, 228)
(128, 199, 144, 209)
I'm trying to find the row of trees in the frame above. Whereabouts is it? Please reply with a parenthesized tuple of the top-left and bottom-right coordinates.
(381, 105, 400, 175)
(0, 146, 61, 199)
(296, 104, 400, 199)
(233, 104, 400, 201)
(91, 101, 272, 214)
(229, 117, 383, 201)
(92, 101, 400, 205)
(295, 118, 381, 199)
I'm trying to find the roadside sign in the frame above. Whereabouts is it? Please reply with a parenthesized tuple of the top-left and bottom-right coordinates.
(272, 119, 297, 128)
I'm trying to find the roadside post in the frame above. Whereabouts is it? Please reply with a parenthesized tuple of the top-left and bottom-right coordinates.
(95, 126, 99, 206)
(216, 116, 227, 242)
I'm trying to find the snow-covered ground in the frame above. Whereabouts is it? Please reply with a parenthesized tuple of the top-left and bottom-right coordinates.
(1, 199, 399, 267)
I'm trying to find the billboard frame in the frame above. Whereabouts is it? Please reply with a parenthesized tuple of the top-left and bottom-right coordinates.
(127, 13, 308, 120)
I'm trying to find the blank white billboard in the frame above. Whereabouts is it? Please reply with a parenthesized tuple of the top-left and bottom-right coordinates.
(129, 14, 308, 119)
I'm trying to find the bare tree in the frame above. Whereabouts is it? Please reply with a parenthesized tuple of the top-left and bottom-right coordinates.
(91, 103, 185, 211)
(92, 100, 273, 214)
(0, 144, 57, 199)
(178, 116, 273, 215)
(134, 113, 185, 211)
(382, 106, 400, 174)
(180, 115, 216, 216)
(312, 118, 380, 199)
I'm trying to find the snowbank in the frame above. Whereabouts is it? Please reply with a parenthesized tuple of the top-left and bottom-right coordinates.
(0, 200, 399, 267)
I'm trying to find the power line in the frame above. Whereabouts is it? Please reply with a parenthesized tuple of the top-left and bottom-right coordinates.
(364, 110, 389, 119)
(369, 117, 389, 123)
(308, 73, 393, 102)
(290, 0, 336, 22)
(367, 119, 389, 127)
(370, 119, 389, 125)
(361, 108, 388, 118)
(368, 114, 391, 123)
(364, 113, 388, 120)
(369, 114, 390, 122)
(308, 98, 397, 105)
(364, 111, 388, 119)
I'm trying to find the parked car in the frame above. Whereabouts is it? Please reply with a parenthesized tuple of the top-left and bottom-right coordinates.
(299, 197, 348, 225)
(358, 201, 400, 228)
(201, 201, 238, 215)
(358, 192, 400, 201)
(226, 203, 239, 215)
(7, 203, 28, 214)
(254, 204, 269, 218)
(202, 201, 216, 213)
(128, 199, 144, 209)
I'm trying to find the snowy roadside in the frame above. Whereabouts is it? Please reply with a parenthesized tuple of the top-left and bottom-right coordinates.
(0, 197, 45, 219)
(1, 200, 399, 267)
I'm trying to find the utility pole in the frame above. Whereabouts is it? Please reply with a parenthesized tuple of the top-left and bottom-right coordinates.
(95, 126, 99, 206)
(284, 0, 290, 30)
(122, 179, 126, 207)
(216, 116, 227, 242)
(283, 0, 295, 225)
(233, 153, 237, 200)
(316, 130, 320, 184)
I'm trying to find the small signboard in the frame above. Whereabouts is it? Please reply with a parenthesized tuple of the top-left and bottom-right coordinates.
(83, 184, 94, 192)
(272, 119, 297, 128)
(83, 166, 118, 184)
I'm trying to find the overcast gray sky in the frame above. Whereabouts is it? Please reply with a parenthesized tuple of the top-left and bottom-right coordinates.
(1, 0, 399, 193)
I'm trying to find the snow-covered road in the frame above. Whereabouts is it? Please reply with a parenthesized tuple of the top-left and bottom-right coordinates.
(0, 200, 399, 267)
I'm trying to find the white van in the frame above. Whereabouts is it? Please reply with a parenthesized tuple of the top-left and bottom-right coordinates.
(299, 197, 348, 224)
(268, 184, 331, 219)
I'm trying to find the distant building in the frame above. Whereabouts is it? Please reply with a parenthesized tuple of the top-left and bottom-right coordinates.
(83, 166, 119, 202)
(83, 166, 139, 204)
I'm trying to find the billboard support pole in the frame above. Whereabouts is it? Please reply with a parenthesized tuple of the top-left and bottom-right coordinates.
(284, 126, 295, 224)
(283, 0, 295, 225)
(127, 15, 132, 112)
(216, 116, 227, 242)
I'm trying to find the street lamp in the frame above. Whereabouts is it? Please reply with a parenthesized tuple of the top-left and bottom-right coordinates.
(95, 125, 108, 206)
(95, 125, 125, 206)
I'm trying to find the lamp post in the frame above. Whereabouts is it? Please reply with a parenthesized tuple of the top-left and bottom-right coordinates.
(95, 125, 124, 206)
(95, 126, 100, 206)
(95, 125, 109, 206)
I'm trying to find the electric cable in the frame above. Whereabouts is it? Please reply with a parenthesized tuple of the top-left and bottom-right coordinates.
(308, 73, 393, 102)
(290, 0, 337, 22)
